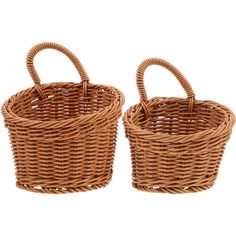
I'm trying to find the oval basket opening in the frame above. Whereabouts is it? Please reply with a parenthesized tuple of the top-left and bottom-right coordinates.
(133, 99, 228, 135)
(9, 83, 120, 121)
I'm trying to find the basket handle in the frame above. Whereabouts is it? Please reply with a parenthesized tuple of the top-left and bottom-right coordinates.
(26, 42, 90, 99)
(136, 58, 195, 117)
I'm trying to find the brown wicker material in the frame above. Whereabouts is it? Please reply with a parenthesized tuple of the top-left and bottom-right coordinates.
(2, 42, 124, 194)
(123, 58, 235, 194)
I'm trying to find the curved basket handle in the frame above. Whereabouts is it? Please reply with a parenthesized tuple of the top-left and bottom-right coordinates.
(26, 42, 89, 99)
(136, 58, 195, 117)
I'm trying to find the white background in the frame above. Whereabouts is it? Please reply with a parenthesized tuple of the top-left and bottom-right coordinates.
(0, 1, 235, 235)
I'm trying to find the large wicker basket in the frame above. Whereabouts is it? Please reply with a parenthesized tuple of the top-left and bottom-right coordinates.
(2, 42, 124, 194)
(123, 58, 235, 194)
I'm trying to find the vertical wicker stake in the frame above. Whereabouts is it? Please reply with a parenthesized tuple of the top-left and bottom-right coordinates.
(123, 58, 235, 194)
(2, 42, 125, 194)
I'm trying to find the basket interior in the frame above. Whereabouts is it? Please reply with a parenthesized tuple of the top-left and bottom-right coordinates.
(11, 83, 119, 121)
(133, 99, 226, 135)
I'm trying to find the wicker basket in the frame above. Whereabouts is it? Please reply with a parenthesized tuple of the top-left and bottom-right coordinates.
(2, 42, 124, 194)
(123, 58, 235, 194)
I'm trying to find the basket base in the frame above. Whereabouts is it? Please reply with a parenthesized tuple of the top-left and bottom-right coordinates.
(16, 180, 111, 194)
(132, 183, 214, 194)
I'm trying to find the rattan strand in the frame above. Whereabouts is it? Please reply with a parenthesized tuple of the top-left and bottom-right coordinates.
(123, 58, 235, 194)
(2, 42, 125, 194)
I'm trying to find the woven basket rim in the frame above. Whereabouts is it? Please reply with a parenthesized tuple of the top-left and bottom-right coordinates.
(2, 82, 125, 128)
(123, 97, 235, 142)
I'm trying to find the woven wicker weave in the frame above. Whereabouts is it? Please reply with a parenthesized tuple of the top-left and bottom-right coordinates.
(123, 58, 235, 194)
(2, 42, 124, 194)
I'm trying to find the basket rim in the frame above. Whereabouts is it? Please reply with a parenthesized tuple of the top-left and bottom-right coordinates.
(123, 97, 235, 142)
(2, 82, 125, 128)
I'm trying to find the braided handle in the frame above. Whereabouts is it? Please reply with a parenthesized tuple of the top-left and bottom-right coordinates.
(136, 58, 195, 116)
(26, 42, 89, 99)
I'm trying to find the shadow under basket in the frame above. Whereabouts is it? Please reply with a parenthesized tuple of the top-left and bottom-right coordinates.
(123, 58, 235, 194)
(2, 42, 124, 193)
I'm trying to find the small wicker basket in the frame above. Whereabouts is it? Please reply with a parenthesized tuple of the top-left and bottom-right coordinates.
(2, 42, 125, 194)
(123, 58, 235, 194)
